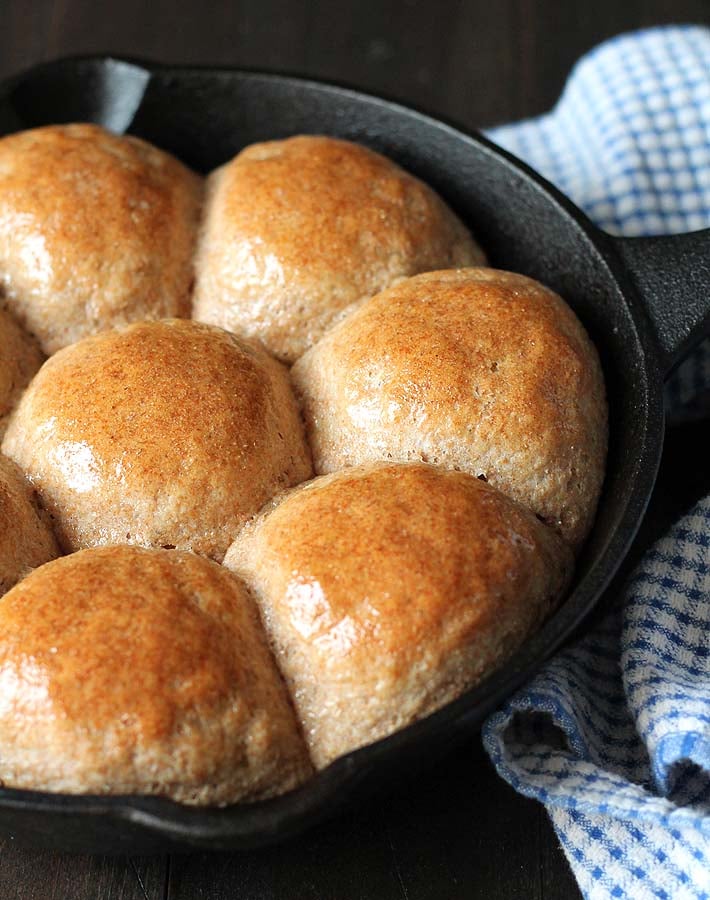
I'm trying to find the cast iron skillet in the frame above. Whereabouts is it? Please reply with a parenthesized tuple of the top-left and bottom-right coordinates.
(0, 56, 708, 854)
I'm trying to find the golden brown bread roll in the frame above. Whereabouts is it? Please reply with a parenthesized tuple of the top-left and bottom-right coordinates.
(0, 453, 60, 595)
(0, 546, 312, 803)
(0, 306, 44, 437)
(224, 462, 573, 768)
(293, 268, 608, 550)
(2, 319, 312, 560)
(192, 135, 485, 363)
(0, 123, 203, 354)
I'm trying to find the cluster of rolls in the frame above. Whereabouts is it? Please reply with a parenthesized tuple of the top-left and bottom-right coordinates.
(0, 124, 607, 805)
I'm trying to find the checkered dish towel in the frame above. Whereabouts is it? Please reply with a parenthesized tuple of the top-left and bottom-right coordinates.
(481, 26, 710, 900)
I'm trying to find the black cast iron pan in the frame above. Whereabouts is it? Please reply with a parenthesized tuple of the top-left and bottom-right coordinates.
(0, 56, 708, 854)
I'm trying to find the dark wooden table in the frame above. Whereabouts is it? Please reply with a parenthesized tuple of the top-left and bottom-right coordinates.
(1, 1, 709, 897)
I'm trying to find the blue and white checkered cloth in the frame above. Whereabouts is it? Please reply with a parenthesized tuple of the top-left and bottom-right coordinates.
(481, 26, 710, 900)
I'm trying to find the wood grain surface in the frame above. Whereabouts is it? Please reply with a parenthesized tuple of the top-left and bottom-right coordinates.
(1, 1, 709, 897)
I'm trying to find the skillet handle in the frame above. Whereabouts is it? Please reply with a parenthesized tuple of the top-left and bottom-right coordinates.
(609, 229, 710, 378)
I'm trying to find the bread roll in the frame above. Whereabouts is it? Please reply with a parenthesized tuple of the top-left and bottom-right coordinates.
(224, 462, 573, 768)
(2, 319, 312, 560)
(0, 453, 59, 595)
(193, 135, 485, 362)
(0, 307, 44, 437)
(0, 546, 312, 803)
(293, 268, 607, 550)
(0, 123, 203, 354)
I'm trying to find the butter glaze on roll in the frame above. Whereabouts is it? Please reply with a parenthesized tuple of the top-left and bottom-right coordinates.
(193, 135, 485, 363)
(293, 268, 608, 550)
(0, 546, 312, 804)
(0, 307, 44, 437)
(2, 319, 313, 561)
(0, 123, 203, 354)
(0, 454, 59, 595)
(224, 462, 573, 768)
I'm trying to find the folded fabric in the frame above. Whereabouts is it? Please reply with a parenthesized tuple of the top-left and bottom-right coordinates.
(489, 24, 710, 423)
(482, 25, 710, 900)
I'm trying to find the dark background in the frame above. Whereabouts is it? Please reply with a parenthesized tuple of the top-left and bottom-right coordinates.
(1, 1, 710, 898)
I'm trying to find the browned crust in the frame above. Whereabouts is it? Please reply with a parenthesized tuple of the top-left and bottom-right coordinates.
(2, 319, 313, 560)
(293, 267, 608, 550)
(0, 306, 44, 437)
(0, 545, 313, 803)
(193, 135, 485, 362)
(0, 123, 203, 354)
(0, 453, 60, 595)
(224, 462, 574, 768)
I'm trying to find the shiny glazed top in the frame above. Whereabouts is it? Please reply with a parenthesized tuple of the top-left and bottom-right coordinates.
(193, 135, 485, 362)
(1, 319, 313, 560)
(0, 123, 203, 354)
(225, 462, 573, 766)
(293, 268, 608, 550)
(0, 545, 312, 804)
